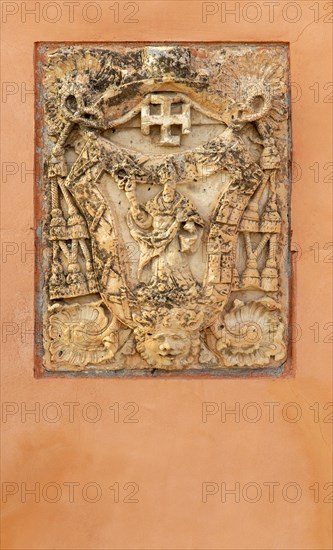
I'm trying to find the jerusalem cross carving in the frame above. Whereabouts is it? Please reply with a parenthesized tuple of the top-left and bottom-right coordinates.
(35, 43, 291, 377)
(141, 93, 191, 146)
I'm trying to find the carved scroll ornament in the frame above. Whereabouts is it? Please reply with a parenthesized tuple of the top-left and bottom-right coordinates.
(37, 44, 290, 375)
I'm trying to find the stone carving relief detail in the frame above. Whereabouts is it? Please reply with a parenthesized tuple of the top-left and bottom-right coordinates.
(37, 44, 290, 375)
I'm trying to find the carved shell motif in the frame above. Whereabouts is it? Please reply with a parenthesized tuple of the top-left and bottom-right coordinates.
(216, 298, 286, 367)
(48, 303, 117, 367)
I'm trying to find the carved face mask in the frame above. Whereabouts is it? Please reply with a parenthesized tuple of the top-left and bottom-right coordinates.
(143, 326, 192, 368)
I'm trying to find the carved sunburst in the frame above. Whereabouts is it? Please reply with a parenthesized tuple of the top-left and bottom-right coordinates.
(216, 48, 288, 136)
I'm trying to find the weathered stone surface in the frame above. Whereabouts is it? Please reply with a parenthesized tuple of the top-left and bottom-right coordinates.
(36, 43, 290, 376)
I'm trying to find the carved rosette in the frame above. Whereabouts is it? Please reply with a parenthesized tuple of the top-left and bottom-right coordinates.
(37, 44, 290, 375)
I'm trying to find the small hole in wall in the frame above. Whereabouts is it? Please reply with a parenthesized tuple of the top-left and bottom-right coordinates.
(171, 125, 181, 136)
(149, 125, 161, 137)
(65, 95, 78, 113)
(150, 104, 161, 115)
(251, 95, 265, 113)
(82, 112, 96, 120)
(171, 102, 182, 114)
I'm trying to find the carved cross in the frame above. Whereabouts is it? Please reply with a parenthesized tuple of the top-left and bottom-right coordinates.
(141, 93, 191, 146)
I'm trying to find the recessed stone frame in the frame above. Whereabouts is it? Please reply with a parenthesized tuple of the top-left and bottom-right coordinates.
(35, 42, 291, 377)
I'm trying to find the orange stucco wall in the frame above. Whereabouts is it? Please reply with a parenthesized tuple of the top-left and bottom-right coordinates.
(1, 1, 332, 549)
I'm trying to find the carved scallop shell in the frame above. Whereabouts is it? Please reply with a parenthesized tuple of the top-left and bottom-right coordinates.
(217, 298, 286, 367)
(216, 49, 288, 134)
(48, 302, 117, 367)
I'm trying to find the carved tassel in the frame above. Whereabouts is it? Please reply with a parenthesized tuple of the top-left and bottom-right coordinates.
(49, 241, 66, 299)
(79, 239, 98, 293)
(261, 234, 279, 291)
(241, 232, 261, 288)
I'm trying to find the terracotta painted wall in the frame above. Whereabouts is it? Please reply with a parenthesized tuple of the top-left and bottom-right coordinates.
(1, 1, 332, 548)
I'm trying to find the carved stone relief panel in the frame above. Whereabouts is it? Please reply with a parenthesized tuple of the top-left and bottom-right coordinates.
(36, 43, 290, 376)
